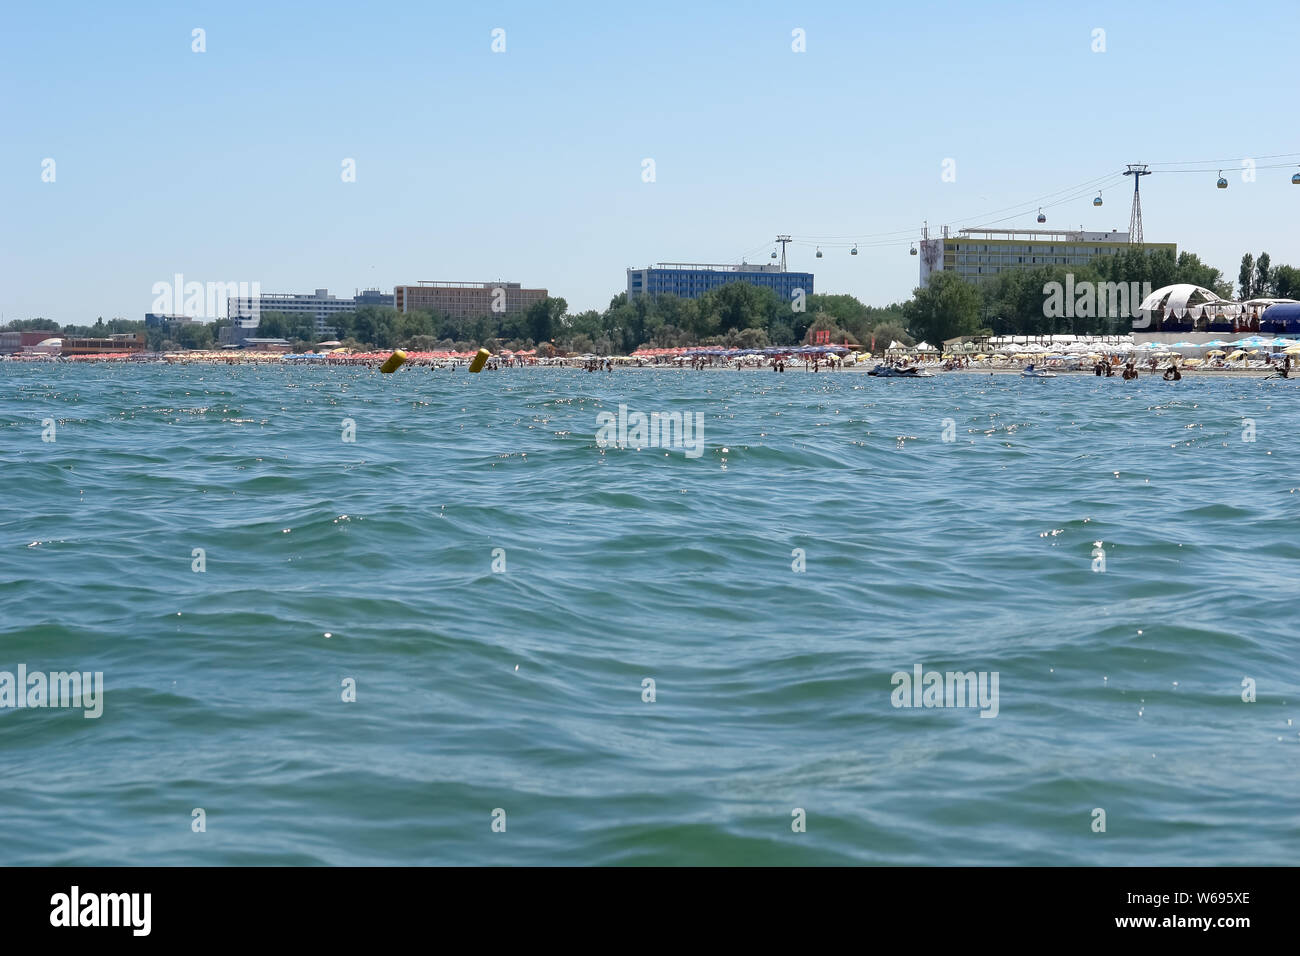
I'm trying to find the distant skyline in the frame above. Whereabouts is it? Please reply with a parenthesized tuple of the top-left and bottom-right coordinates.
(3, 0, 1298, 324)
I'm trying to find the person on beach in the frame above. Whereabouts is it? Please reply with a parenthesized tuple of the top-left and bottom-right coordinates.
(1094, 360, 1105, 376)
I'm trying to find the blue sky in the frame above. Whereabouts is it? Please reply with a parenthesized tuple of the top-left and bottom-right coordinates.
(2, 0, 1297, 323)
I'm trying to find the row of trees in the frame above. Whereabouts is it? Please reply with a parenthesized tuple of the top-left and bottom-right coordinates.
(1238, 252, 1300, 300)
(7, 247, 1295, 354)
(0, 315, 226, 351)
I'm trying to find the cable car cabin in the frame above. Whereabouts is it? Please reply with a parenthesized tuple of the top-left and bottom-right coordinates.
(1217, 170, 1228, 189)
(909, 244, 918, 256)
(1292, 171, 1300, 184)
(1036, 208, 1046, 223)
(770, 251, 778, 259)
(1260, 303, 1300, 335)
(1093, 195, 1103, 206)
(851, 245, 858, 255)
(815, 248, 823, 258)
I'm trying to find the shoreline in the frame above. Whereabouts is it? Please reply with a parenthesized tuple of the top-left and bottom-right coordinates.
(2, 356, 1292, 377)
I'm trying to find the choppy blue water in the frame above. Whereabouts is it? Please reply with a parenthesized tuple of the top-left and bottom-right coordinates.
(1, 363, 1298, 865)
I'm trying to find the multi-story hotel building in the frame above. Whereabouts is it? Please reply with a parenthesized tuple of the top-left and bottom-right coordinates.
(354, 288, 395, 308)
(919, 227, 1175, 288)
(627, 262, 814, 302)
(394, 281, 548, 319)
(226, 288, 357, 335)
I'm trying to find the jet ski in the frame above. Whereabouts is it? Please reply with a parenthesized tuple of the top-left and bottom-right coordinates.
(1020, 363, 1056, 378)
(869, 364, 935, 378)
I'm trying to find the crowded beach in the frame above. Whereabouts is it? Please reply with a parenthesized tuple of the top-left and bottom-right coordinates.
(6, 332, 1300, 377)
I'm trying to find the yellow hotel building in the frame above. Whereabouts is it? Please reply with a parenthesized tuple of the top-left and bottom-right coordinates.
(918, 227, 1175, 287)
(394, 281, 548, 319)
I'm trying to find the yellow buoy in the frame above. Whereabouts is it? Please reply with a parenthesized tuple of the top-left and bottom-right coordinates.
(468, 348, 490, 373)
(379, 349, 407, 373)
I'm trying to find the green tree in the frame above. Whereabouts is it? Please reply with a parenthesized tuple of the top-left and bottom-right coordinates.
(1255, 252, 1272, 297)
(1239, 253, 1255, 299)
(1272, 264, 1300, 300)
(901, 272, 984, 343)
(351, 306, 400, 349)
(868, 322, 913, 351)
(525, 296, 567, 345)
(697, 282, 781, 335)
(2, 318, 59, 332)
(176, 323, 215, 350)
(803, 311, 859, 346)
(1174, 251, 1230, 298)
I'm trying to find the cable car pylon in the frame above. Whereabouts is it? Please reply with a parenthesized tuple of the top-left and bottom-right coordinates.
(1123, 164, 1151, 243)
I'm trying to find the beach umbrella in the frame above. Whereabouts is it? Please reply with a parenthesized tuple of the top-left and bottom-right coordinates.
(1227, 350, 1247, 360)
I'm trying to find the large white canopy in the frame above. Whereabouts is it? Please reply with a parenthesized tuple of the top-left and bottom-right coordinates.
(1137, 284, 1237, 319)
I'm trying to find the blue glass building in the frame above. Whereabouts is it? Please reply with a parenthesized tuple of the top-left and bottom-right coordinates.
(627, 263, 813, 303)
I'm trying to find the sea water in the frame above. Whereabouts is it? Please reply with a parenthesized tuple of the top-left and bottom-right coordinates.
(1, 364, 1297, 864)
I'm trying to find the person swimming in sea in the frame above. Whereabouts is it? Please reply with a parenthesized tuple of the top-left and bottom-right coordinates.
(1122, 362, 1138, 380)
(1162, 364, 1182, 381)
